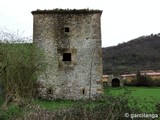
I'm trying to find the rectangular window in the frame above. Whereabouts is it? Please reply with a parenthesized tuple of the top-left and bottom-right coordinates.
(64, 27, 69, 32)
(63, 53, 71, 61)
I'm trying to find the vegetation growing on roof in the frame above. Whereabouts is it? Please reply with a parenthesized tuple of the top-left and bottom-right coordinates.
(31, 8, 102, 14)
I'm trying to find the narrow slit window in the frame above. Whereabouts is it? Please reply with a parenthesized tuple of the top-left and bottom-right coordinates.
(64, 27, 69, 32)
(63, 53, 71, 61)
(82, 88, 85, 94)
(81, 87, 85, 95)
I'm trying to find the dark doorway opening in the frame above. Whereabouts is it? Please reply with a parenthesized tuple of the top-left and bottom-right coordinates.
(112, 78, 120, 87)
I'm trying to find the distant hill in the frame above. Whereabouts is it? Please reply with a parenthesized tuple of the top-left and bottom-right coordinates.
(103, 33, 160, 74)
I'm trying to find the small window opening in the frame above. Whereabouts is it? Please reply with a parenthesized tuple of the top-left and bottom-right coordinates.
(82, 88, 85, 94)
(64, 27, 69, 32)
(81, 87, 85, 95)
(63, 53, 71, 61)
(47, 89, 52, 94)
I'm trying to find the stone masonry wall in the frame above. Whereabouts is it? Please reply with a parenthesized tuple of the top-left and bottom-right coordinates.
(32, 10, 103, 99)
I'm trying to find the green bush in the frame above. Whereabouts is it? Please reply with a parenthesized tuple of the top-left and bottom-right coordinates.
(0, 104, 23, 120)
(156, 102, 160, 113)
(24, 89, 142, 120)
(152, 79, 160, 86)
(124, 71, 158, 86)
(135, 75, 153, 86)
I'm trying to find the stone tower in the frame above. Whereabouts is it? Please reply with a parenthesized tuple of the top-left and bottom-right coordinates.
(32, 9, 103, 100)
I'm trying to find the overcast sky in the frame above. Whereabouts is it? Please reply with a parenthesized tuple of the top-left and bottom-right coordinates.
(0, 0, 160, 47)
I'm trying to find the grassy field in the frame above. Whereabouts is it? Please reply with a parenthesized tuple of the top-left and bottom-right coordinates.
(0, 87, 160, 119)
(34, 87, 160, 112)
(105, 87, 160, 112)
(33, 99, 77, 111)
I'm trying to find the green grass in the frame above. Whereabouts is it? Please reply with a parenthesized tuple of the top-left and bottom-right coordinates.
(34, 87, 160, 112)
(1, 87, 159, 119)
(0, 98, 77, 119)
(105, 87, 160, 112)
(33, 99, 77, 111)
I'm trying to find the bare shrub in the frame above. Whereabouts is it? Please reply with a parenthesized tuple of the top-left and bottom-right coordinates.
(0, 29, 45, 108)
